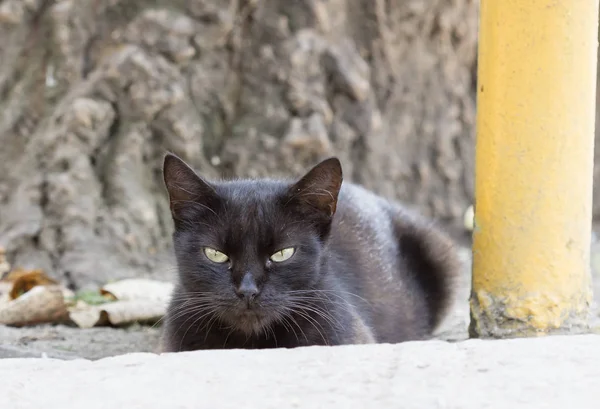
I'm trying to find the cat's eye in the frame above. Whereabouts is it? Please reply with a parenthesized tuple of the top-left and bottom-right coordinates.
(270, 247, 295, 263)
(204, 248, 229, 263)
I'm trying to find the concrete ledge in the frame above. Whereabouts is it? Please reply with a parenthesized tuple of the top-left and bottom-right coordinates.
(1, 334, 598, 409)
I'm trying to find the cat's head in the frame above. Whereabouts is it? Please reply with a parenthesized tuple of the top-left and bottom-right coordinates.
(162, 153, 343, 334)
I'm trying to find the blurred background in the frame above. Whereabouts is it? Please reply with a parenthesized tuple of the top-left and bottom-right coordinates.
(0, 0, 480, 291)
(0, 0, 599, 358)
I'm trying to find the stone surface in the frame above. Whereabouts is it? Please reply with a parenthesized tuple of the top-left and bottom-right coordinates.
(0, 0, 480, 289)
(0, 334, 598, 409)
(0, 324, 161, 360)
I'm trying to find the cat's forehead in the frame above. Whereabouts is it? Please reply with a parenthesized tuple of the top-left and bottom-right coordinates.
(209, 179, 298, 247)
(216, 179, 287, 205)
(212, 178, 292, 222)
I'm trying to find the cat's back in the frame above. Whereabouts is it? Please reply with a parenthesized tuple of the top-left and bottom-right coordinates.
(331, 182, 406, 265)
(328, 182, 460, 342)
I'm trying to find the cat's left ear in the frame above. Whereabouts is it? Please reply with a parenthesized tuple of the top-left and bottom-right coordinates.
(163, 153, 217, 221)
(287, 157, 343, 219)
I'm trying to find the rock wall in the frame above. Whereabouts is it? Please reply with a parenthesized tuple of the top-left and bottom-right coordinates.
(0, 0, 483, 288)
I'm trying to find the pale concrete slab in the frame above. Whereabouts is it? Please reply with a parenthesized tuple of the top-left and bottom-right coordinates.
(0, 334, 598, 409)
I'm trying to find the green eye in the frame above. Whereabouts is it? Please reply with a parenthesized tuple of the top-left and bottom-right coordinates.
(270, 247, 295, 263)
(204, 248, 229, 263)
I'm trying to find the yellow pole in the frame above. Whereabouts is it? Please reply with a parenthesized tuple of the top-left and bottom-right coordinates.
(470, 0, 599, 338)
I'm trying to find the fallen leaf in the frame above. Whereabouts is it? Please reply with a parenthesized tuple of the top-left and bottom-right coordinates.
(100, 278, 174, 303)
(0, 266, 74, 326)
(68, 289, 116, 306)
(68, 301, 109, 329)
(101, 300, 169, 326)
(1, 268, 59, 300)
(68, 279, 174, 328)
(69, 300, 169, 328)
(0, 285, 69, 326)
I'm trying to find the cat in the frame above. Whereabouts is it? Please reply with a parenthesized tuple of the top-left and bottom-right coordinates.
(159, 153, 461, 351)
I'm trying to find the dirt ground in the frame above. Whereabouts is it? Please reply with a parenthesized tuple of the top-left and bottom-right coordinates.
(0, 324, 161, 360)
(2, 246, 599, 360)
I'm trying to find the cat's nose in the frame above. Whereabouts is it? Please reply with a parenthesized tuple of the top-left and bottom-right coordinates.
(236, 273, 259, 301)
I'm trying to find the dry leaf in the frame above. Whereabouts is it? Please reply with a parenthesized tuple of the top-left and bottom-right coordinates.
(0, 266, 74, 326)
(0, 267, 174, 328)
(100, 278, 174, 303)
(67, 289, 115, 306)
(0, 285, 69, 326)
(68, 301, 109, 329)
(69, 279, 174, 328)
(70, 300, 168, 328)
(1, 268, 59, 300)
(101, 299, 169, 325)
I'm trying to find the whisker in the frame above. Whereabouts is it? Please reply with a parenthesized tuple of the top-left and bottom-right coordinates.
(280, 311, 307, 343)
(286, 289, 371, 305)
(277, 314, 299, 343)
(290, 308, 328, 345)
(285, 294, 357, 318)
(264, 324, 278, 347)
(151, 298, 213, 329)
(178, 307, 219, 351)
(287, 301, 344, 330)
(222, 325, 236, 348)
(201, 310, 223, 341)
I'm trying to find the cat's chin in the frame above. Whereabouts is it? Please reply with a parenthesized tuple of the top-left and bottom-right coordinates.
(225, 308, 276, 335)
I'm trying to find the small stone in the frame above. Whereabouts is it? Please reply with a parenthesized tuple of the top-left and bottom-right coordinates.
(463, 205, 474, 231)
(45, 65, 57, 88)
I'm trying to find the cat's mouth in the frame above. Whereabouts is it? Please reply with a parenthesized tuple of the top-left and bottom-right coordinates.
(239, 309, 263, 319)
(223, 302, 275, 334)
(236, 302, 265, 319)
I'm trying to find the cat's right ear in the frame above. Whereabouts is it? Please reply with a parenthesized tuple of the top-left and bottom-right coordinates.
(286, 157, 343, 221)
(163, 153, 217, 221)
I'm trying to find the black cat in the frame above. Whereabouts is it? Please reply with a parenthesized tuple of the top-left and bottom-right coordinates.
(160, 153, 461, 351)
